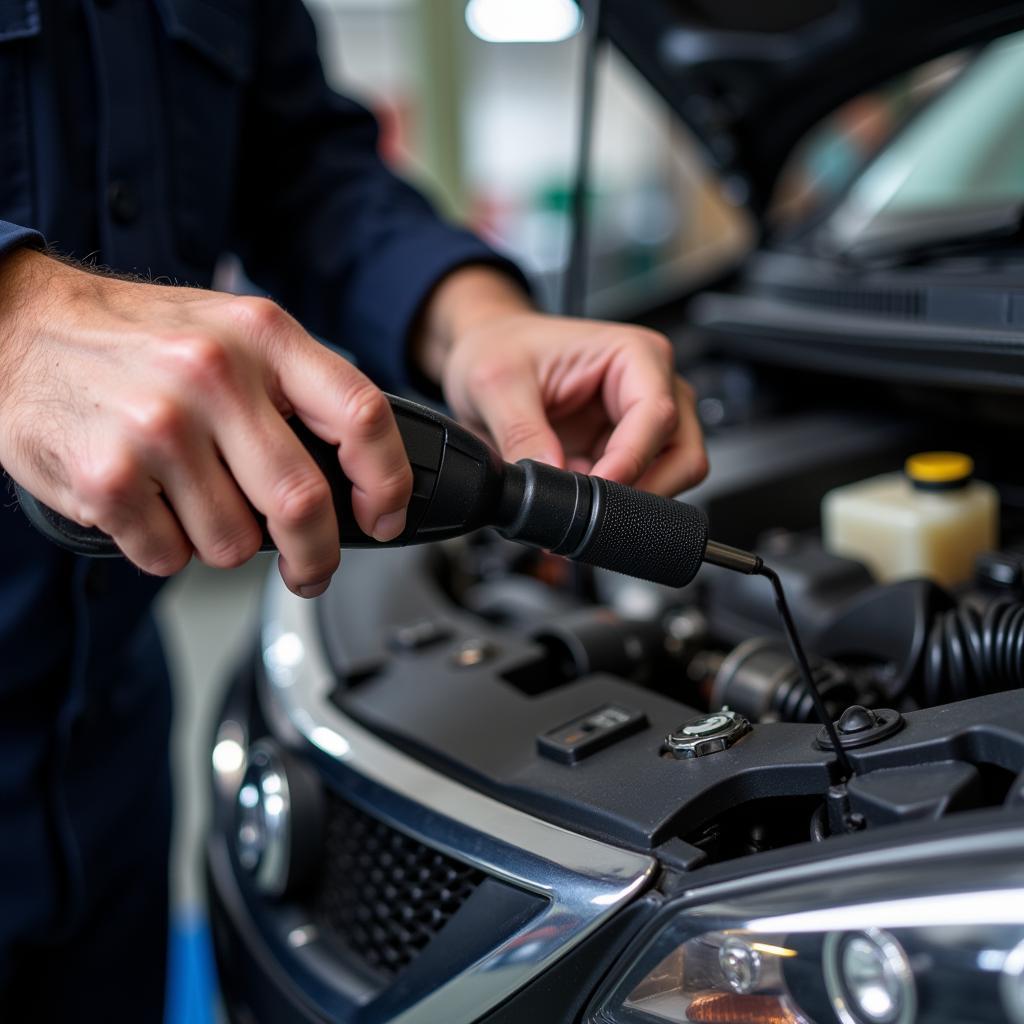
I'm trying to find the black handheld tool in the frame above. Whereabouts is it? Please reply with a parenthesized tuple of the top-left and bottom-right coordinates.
(15, 393, 729, 588)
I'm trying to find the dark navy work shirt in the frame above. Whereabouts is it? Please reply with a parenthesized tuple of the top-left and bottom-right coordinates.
(0, 0, 517, 957)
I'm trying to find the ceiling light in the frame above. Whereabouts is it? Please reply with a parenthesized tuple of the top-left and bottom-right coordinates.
(465, 0, 581, 43)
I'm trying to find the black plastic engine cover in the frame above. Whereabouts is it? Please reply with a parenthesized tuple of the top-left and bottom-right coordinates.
(315, 545, 1024, 857)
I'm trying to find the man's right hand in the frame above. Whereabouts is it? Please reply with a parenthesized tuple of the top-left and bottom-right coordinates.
(0, 249, 413, 598)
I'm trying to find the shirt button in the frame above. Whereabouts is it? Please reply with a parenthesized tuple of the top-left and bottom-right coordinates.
(107, 180, 140, 225)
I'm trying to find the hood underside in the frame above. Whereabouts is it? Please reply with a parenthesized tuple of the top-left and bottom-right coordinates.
(604, 0, 1024, 214)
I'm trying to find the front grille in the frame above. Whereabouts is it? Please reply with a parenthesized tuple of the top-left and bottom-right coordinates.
(309, 790, 483, 979)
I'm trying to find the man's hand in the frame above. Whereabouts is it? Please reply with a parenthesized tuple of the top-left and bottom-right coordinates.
(0, 249, 413, 597)
(415, 267, 707, 496)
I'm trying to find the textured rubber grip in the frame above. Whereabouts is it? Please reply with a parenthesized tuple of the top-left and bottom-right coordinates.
(570, 477, 708, 588)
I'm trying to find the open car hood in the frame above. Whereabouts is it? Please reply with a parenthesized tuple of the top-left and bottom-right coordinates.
(604, 0, 1024, 214)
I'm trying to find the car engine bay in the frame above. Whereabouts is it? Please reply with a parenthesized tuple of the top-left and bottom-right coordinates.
(307, 394, 1024, 881)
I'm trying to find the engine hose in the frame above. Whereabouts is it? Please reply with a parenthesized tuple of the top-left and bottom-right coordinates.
(923, 597, 1024, 705)
(713, 637, 860, 725)
(774, 662, 857, 724)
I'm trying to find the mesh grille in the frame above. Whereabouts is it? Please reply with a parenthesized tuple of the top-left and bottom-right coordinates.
(309, 790, 483, 978)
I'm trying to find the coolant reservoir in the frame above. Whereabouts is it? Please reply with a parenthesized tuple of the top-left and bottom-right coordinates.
(822, 452, 998, 588)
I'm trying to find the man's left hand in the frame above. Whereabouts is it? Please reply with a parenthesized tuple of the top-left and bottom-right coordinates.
(413, 266, 708, 497)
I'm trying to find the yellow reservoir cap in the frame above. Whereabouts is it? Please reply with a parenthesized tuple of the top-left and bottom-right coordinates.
(905, 451, 974, 485)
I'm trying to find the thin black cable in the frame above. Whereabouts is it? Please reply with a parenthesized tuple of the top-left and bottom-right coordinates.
(758, 565, 855, 781)
(561, 0, 603, 317)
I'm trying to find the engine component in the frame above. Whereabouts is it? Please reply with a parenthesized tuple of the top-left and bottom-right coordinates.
(712, 636, 862, 723)
(707, 530, 955, 704)
(814, 706, 904, 751)
(531, 607, 668, 683)
(822, 451, 999, 588)
(704, 530, 874, 647)
(817, 578, 952, 702)
(923, 596, 1024, 704)
(975, 550, 1024, 595)
(663, 608, 709, 660)
(844, 760, 982, 826)
(664, 709, 752, 759)
(501, 606, 673, 696)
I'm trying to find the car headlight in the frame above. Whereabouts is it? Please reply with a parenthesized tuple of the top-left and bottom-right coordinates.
(589, 834, 1024, 1024)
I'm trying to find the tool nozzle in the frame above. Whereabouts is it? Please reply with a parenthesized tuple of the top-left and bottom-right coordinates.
(703, 540, 764, 575)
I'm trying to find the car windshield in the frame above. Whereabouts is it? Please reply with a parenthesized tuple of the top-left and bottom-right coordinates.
(823, 29, 1024, 256)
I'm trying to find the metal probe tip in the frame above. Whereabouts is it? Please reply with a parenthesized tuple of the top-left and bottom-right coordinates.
(703, 540, 763, 575)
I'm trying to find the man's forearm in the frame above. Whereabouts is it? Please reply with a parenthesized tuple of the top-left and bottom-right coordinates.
(0, 249, 52, 419)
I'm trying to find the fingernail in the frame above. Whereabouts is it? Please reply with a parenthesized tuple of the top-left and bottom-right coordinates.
(372, 509, 407, 542)
(298, 579, 330, 599)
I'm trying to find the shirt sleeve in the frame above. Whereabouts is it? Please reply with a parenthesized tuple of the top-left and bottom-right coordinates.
(0, 221, 45, 263)
(231, 0, 528, 393)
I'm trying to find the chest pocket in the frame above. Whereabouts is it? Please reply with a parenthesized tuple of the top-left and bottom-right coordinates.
(155, 0, 255, 270)
(0, 0, 41, 230)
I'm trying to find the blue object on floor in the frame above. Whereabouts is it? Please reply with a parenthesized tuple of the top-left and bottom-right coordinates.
(166, 910, 218, 1024)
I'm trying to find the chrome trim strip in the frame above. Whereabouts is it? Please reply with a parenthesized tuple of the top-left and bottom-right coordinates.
(259, 573, 657, 1024)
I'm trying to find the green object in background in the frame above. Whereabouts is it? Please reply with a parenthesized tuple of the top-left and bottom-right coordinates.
(536, 178, 598, 216)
